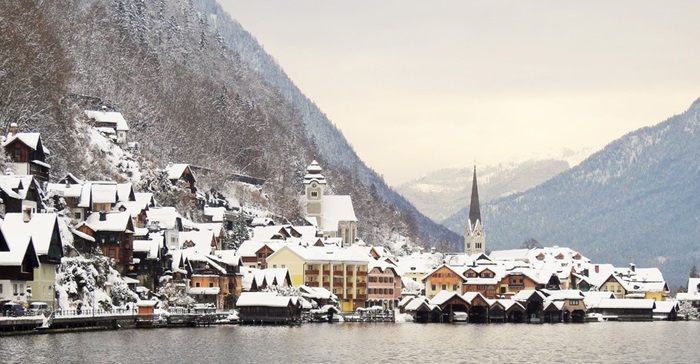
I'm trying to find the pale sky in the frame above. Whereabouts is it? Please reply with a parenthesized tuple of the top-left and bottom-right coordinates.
(218, 1, 700, 186)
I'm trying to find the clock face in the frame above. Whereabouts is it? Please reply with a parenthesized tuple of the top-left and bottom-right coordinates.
(312, 182, 317, 188)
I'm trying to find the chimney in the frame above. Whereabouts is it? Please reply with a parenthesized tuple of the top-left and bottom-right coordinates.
(9, 122, 18, 136)
(594, 265, 599, 274)
(99, 211, 107, 221)
(630, 263, 636, 273)
(22, 209, 31, 223)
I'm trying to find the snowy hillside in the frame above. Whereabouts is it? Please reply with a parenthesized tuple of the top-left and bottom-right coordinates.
(444, 98, 700, 286)
(0, 0, 459, 249)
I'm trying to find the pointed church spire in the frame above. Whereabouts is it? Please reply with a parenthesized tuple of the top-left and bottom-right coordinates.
(469, 165, 481, 224)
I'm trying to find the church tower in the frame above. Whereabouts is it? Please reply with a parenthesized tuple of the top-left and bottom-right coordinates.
(303, 160, 326, 229)
(464, 165, 485, 255)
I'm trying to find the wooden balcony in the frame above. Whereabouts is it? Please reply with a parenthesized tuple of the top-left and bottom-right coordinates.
(306, 281, 319, 287)
(356, 282, 366, 288)
(355, 294, 367, 300)
(333, 271, 344, 276)
(322, 270, 330, 276)
(305, 269, 319, 275)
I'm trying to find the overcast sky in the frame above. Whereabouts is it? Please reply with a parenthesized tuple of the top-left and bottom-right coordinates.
(218, 1, 700, 186)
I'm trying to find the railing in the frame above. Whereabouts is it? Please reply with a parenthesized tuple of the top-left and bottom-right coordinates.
(333, 271, 344, 276)
(305, 269, 320, 275)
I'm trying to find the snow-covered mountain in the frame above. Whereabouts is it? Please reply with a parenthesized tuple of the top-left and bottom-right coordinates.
(443, 98, 700, 286)
(396, 159, 569, 223)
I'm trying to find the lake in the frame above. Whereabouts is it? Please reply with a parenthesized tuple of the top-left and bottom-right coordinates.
(1, 321, 697, 363)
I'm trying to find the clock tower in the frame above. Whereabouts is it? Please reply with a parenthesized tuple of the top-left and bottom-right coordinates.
(303, 160, 326, 229)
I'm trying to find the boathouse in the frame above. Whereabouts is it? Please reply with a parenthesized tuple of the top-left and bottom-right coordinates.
(237, 292, 301, 324)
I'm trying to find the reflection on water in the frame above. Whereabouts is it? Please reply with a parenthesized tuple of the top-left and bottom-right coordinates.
(2, 322, 698, 364)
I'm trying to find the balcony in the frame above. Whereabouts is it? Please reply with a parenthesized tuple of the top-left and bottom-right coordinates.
(356, 282, 366, 288)
(306, 282, 319, 287)
(306, 269, 320, 275)
(333, 271, 344, 276)
(356, 271, 367, 277)
(355, 294, 367, 300)
(322, 270, 330, 276)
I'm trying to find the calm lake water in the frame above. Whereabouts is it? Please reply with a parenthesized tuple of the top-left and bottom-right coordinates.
(2, 322, 698, 363)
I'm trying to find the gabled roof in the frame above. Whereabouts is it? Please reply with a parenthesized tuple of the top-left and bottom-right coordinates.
(3, 132, 48, 154)
(82, 211, 133, 233)
(164, 163, 196, 182)
(133, 239, 161, 260)
(421, 264, 467, 282)
(2, 213, 61, 256)
(512, 289, 547, 302)
(203, 206, 226, 223)
(84, 110, 129, 131)
(0, 223, 39, 267)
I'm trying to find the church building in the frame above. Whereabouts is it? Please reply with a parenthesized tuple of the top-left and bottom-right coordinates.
(464, 166, 485, 255)
(302, 161, 358, 247)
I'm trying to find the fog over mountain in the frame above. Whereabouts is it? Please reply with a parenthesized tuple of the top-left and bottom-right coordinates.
(444, 98, 700, 286)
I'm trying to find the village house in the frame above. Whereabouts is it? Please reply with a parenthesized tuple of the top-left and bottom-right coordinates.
(85, 108, 130, 145)
(3, 212, 63, 306)
(74, 211, 135, 276)
(0, 221, 40, 303)
(422, 264, 467, 299)
(0, 175, 43, 215)
(2, 123, 51, 182)
(164, 163, 197, 195)
(366, 259, 402, 309)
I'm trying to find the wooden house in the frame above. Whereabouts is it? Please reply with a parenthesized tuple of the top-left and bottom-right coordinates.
(164, 163, 197, 194)
(2, 124, 51, 182)
(85, 109, 129, 144)
(0, 175, 43, 215)
(76, 211, 135, 276)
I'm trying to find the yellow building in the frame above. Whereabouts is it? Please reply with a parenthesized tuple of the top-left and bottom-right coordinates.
(267, 245, 369, 312)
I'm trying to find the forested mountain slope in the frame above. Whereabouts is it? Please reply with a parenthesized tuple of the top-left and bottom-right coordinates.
(0, 0, 459, 249)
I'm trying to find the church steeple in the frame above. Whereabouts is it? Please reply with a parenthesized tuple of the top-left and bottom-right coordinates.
(464, 165, 485, 255)
(469, 165, 481, 225)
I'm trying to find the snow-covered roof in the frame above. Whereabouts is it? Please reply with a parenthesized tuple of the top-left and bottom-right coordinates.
(511, 289, 548, 302)
(597, 298, 655, 310)
(687, 278, 700, 295)
(133, 239, 160, 259)
(2, 132, 45, 152)
(2, 213, 59, 256)
(268, 244, 371, 265)
(303, 160, 326, 185)
(83, 211, 133, 232)
(429, 290, 464, 306)
(299, 285, 336, 300)
(0, 222, 35, 266)
(164, 163, 195, 182)
(236, 292, 297, 307)
(146, 207, 181, 230)
(203, 206, 226, 223)
(0, 175, 38, 200)
(653, 300, 678, 314)
(179, 230, 217, 254)
(85, 110, 129, 131)
(321, 195, 357, 229)
(395, 251, 443, 276)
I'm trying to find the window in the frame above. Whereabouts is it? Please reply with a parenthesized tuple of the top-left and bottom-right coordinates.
(441, 284, 446, 290)
(108, 249, 116, 258)
(195, 282, 201, 287)
(272, 264, 277, 268)
(209, 282, 214, 288)
(14, 149, 21, 160)
(452, 284, 458, 291)
(311, 191, 318, 198)
(570, 300, 579, 306)
(281, 265, 286, 268)
(74, 211, 83, 220)
(431, 285, 436, 291)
